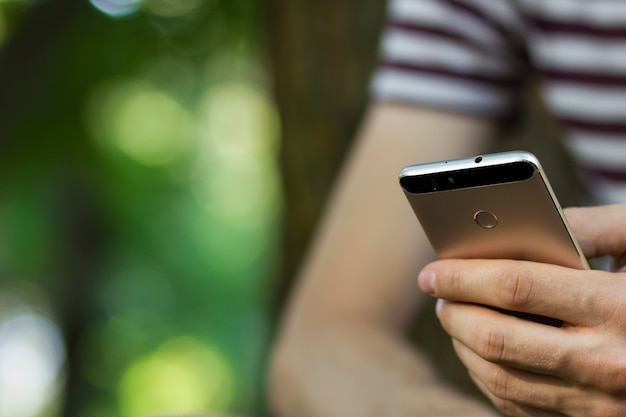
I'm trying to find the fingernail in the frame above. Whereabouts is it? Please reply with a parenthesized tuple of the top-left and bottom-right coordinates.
(418, 269, 436, 295)
(436, 298, 444, 317)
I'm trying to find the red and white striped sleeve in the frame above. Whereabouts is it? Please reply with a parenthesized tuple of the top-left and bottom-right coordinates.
(371, 0, 529, 119)
(521, 0, 626, 203)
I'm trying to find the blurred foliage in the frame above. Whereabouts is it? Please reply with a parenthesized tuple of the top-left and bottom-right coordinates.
(0, 1, 279, 417)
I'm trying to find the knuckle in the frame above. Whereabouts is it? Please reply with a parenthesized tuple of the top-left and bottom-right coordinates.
(474, 326, 507, 363)
(447, 266, 465, 297)
(484, 365, 512, 400)
(571, 347, 626, 395)
(553, 341, 577, 375)
(498, 267, 534, 309)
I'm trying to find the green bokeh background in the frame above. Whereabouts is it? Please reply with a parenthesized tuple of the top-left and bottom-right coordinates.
(0, 1, 280, 416)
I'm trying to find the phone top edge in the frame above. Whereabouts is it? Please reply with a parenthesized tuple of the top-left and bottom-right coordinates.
(398, 150, 541, 179)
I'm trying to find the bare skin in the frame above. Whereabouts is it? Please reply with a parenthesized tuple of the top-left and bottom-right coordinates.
(419, 205, 626, 416)
(269, 102, 500, 416)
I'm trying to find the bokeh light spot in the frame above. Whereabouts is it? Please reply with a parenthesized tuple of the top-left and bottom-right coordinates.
(185, 80, 282, 284)
(191, 81, 281, 228)
(87, 80, 193, 166)
(119, 337, 235, 416)
(90, 0, 143, 18)
(0, 310, 66, 417)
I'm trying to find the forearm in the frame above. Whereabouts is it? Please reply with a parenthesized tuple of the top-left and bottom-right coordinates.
(270, 317, 498, 417)
(269, 103, 500, 416)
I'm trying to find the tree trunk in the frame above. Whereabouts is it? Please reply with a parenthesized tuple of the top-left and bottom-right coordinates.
(267, 0, 388, 307)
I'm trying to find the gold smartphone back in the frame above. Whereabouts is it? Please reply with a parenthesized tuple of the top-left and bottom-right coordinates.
(399, 151, 588, 270)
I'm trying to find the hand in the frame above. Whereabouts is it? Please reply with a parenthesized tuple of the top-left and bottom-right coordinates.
(417, 205, 626, 416)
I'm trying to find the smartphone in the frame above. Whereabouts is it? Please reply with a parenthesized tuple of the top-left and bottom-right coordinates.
(399, 151, 588, 326)
(399, 150, 588, 270)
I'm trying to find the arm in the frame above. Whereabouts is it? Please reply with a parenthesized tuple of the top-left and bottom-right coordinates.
(419, 205, 626, 416)
(269, 102, 500, 416)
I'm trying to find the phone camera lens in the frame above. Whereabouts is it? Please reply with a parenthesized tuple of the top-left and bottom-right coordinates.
(447, 177, 454, 184)
(475, 156, 483, 163)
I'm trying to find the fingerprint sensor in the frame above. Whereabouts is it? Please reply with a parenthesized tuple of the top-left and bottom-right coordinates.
(474, 210, 498, 229)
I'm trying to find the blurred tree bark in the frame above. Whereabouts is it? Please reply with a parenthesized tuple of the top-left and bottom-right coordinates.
(0, 2, 105, 416)
(267, 0, 388, 306)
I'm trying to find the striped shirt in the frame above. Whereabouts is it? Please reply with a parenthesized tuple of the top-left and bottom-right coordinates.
(372, 0, 626, 203)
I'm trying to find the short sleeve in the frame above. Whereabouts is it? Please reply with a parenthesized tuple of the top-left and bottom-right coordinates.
(371, 0, 529, 119)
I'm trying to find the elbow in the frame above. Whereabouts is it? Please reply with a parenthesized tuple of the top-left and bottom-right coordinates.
(267, 337, 303, 417)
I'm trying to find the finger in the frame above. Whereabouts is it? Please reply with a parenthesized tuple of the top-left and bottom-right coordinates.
(437, 301, 576, 377)
(565, 205, 626, 260)
(452, 339, 580, 413)
(455, 340, 626, 417)
(469, 373, 564, 417)
(441, 300, 626, 400)
(420, 259, 614, 326)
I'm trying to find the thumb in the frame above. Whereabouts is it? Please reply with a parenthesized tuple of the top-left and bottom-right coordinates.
(565, 205, 626, 261)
